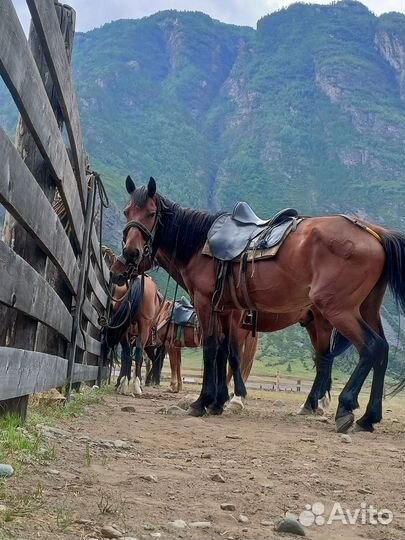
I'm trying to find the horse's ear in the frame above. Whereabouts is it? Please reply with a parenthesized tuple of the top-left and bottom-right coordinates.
(148, 176, 156, 198)
(126, 175, 135, 194)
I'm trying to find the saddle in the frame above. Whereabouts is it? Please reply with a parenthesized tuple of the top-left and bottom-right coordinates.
(171, 296, 198, 327)
(206, 202, 299, 261)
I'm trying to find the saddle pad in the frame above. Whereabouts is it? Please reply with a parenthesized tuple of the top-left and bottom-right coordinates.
(206, 216, 298, 261)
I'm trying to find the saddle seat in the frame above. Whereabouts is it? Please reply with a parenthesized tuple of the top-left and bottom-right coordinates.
(207, 202, 300, 261)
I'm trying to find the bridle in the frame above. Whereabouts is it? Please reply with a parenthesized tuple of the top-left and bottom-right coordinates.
(119, 194, 162, 270)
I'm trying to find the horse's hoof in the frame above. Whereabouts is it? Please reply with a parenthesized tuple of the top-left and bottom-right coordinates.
(353, 418, 374, 433)
(187, 400, 207, 416)
(187, 405, 206, 417)
(228, 395, 244, 412)
(207, 405, 224, 415)
(297, 404, 314, 416)
(314, 407, 325, 416)
(336, 413, 354, 433)
(168, 386, 178, 393)
(134, 377, 142, 396)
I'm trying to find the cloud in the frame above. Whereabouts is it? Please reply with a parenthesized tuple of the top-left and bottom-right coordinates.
(12, 0, 405, 34)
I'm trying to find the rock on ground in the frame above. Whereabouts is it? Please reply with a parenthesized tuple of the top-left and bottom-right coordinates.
(274, 517, 306, 536)
(100, 524, 123, 538)
(0, 464, 14, 477)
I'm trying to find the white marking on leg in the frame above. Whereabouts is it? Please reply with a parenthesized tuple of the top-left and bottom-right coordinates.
(319, 394, 330, 410)
(134, 376, 142, 395)
(119, 378, 129, 395)
(228, 394, 244, 411)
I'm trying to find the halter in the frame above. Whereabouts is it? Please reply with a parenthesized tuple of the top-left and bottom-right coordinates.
(121, 195, 162, 263)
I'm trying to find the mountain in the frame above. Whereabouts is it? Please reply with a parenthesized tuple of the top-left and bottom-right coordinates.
(70, 1, 404, 235)
(1, 1, 404, 377)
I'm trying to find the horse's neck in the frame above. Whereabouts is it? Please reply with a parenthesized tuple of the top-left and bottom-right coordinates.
(155, 250, 187, 289)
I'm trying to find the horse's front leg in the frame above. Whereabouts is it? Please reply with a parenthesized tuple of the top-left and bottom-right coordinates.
(189, 332, 218, 416)
(207, 336, 229, 415)
(117, 342, 132, 395)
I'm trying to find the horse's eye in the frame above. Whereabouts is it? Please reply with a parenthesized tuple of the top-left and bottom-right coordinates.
(148, 212, 156, 219)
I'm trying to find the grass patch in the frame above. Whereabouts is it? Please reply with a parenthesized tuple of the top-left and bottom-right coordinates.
(29, 384, 112, 427)
(0, 414, 40, 467)
(0, 385, 113, 470)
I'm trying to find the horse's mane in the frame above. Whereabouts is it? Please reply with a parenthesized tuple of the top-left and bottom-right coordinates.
(153, 195, 222, 263)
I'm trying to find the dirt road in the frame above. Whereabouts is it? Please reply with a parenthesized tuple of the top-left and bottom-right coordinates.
(2, 387, 404, 540)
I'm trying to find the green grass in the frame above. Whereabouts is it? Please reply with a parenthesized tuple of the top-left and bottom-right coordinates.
(0, 385, 112, 471)
(29, 385, 110, 427)
(0, 414, 40, 467)
(0, 385, 113, 529)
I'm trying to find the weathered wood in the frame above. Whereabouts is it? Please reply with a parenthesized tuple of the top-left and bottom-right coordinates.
(66, 178, 96, 395)
(71, 363, 99, 383)
(91, 226, 110, 284)
(82, 297, 101, 330)
(0, 0, 84, 247)
(0, 126, 79, 294)
(0, 240, 72, 341)
(28, 2, 77, 365)
(0, 3, 77, 418)
(76, 331, 101, 356)
(0, 348, 68, 400)
(87, 260, 108, 308)
(26, 0, 87, 204)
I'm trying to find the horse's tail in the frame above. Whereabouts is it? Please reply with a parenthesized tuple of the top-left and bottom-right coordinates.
(103, 278, 144, 348)
(379, 229, 405, 395)
(380, 230, 405, 313)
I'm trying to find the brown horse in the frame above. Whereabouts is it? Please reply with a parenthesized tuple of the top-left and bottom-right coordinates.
(112, 177, 405, 432)
(103, 269, 161, 396)
(150, 302, 201, 393)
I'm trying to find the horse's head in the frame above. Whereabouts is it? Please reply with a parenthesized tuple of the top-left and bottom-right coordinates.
(110, 175, 160, 282)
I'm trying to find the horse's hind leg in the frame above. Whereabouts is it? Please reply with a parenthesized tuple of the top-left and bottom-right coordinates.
(169, 348, 179, 392)
(355, 318, 388, 432)
(227, 340, 247, 412)
(176, 350, 183, 392)
(355, 285, 388, 431)
(309, 305, 376, 433)
(300, 330, 351, 415)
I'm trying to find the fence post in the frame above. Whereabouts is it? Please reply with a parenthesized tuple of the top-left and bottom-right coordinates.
(0, 3, 76, 420)
(65, 177, 96, 398)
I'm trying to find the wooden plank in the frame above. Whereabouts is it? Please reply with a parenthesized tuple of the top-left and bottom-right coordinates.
(0, 241, 72, 341)
(76, 331, 101, 356)
(71, 363, 99, 383)
(0, 348, 68, 400)
(91, 226, 110, 284)
(87, 261, 108, 308)
(82, 297, 101, 330)
(26, 0, 87, 204)
(0, 126, 79, 294)
(0, 0, 84, 247)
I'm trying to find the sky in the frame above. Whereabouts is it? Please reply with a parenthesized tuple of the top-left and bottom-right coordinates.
(14, 0, 405, 33)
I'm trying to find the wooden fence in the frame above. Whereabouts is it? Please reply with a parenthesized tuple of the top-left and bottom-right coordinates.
(0, 0, 110, 418)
